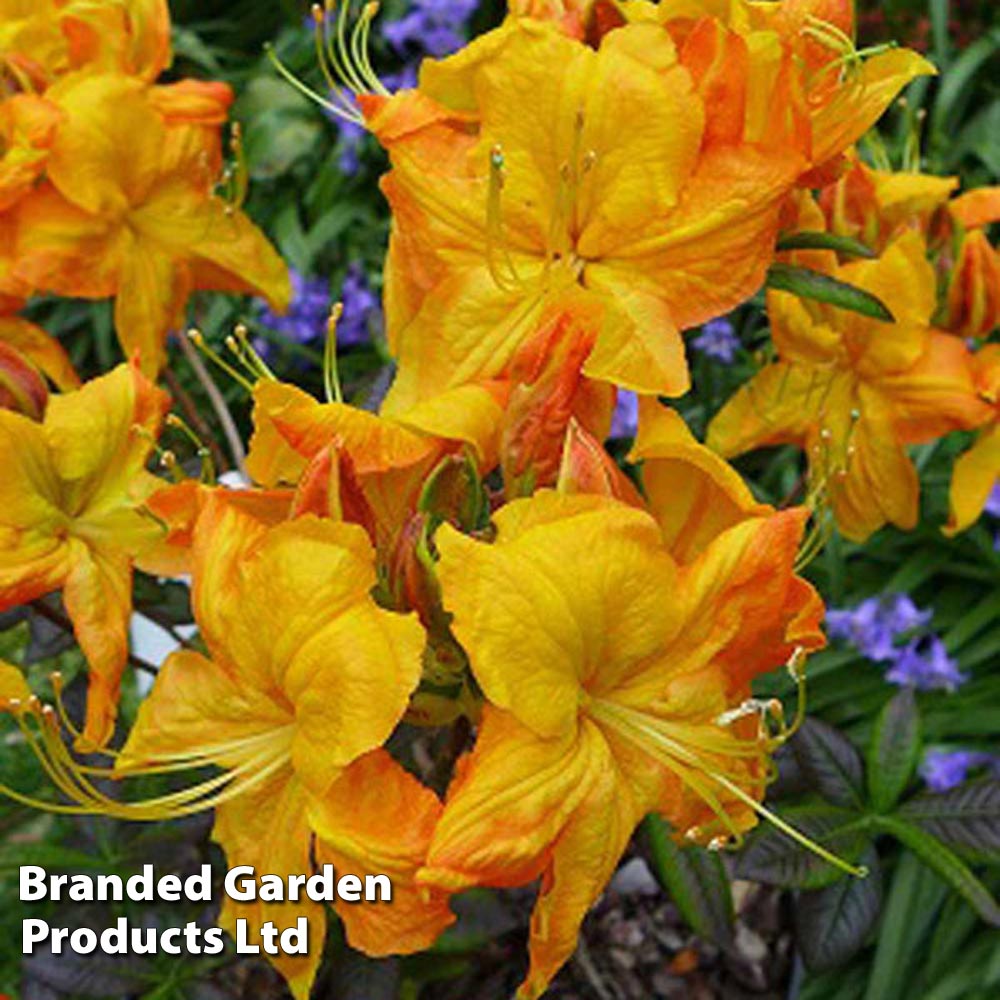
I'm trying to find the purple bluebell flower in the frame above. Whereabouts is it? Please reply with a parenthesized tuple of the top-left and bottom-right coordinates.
(257, 270, 330, 349)
(691, 318, 740, 364)
(984, 482, 1000, 518)
(337, 264, 380, 348)
(826, 595, 932, 663)
(920, 748, 1000, 792)
(885, 636, 967, 692)
(609, 390, 639, 440)
(333, 115, 367, 175)
(383, 0, 478, 58)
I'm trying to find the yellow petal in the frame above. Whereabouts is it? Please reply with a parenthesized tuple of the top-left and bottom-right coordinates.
(437, 496, 678, 736)
(62, 541, 133, 747)
(631, 399, 773, 562)
(120, 648, 292, 771)
(43, 362, 169, 516)
(946, 424, 1000, 536)
(517, 724, 642, 1000)
(809, 49, 936, 168)
(213, 776, 323, 1000)
(420, 706, 606, 892)
(707, 362, 833, 457)
(0, 660, 32, 708)
(826, 385, 920, 542)
(310, 749, 455, 955)
(0, 315, 79, 391)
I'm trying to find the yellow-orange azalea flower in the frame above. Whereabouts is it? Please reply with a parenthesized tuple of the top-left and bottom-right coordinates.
(12, 73, 290, 374)
(946, 345, 1000, 535)
(358, 6, 929, 414)
(0, 0, 170, 90)
(817, 157, 1000, 339)
(1, 495, 453, 998)
(0, 361, 168, 745)
(422, 490, 825, 998)
(708, 232, 991, 542)
(364, 18, 806, 410)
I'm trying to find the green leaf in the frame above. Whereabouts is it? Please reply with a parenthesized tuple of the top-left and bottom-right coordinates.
(641, 815, 734, 947)
(864, 850, 949, 1000)
(766, 264, 895, 321)
(797, 847, 882, 973)
(867, 689, 921, 813)
(792, 718, 867, 810)
(734, 806, 869, 890)
(776, 231, 877, 259)
(898, 779, 1000, 862)
(873, 816, 1000, 927)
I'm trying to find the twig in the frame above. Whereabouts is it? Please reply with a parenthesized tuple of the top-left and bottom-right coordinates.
(175, 332, 248, 479)
(29, 600, 159, 676)
(162, 368, 229, 474)
(573, 938, 618, 1000)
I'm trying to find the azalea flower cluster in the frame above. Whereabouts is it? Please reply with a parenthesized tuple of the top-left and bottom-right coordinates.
(0, 0, 290, 382)
(1, 2, 998, 999)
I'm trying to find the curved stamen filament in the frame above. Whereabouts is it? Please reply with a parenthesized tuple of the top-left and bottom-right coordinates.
(4, 698, 294, 822)
(590, 699, 867, 878)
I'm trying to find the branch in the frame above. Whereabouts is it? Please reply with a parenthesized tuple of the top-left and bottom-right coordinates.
(30, 600, 159, 676)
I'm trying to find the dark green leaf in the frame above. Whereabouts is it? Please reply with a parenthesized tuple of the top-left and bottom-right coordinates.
(792, 718, 866, 809)
(766, 264, 895, 321)
(797, 847, 882, 972)
(641, 815, 734, 947)
(868, 689, 921, 813)
(734, 806, 868, 889)
(776, 231, 876, 259)
(873, 816, 1000, 927)
(899, 779, 1000, 862)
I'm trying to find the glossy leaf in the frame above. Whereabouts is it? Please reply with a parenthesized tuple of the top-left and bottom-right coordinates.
(868, 689, 921, 813)
(734, 806, 869, 890)
(641, 815, 734, 947)
(899, 779, 1000, 863)
(873, 816, 1000, 927)
(797, 847, 883, 973)
(766, 264, 895, 321)
(792, 718, 867, 810)
(776, 231, 877, 259)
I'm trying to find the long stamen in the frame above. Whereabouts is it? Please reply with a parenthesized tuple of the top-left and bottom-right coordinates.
(353, 3, 390, 97)
(591, 699, 867, 878)
(264, 42, 362, 125)
(4, 696, 295, 822)
(324, 304, 345, 404)
(486, 145, 521, 291)
(187, 329, 255, 394)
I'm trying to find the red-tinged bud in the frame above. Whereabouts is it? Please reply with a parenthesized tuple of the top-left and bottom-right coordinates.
(945, 231, 1000, 340)
(291, 444, 378, 541)
(557, 418, 644, 507)
(502, 318, 612, 496)
(0, 342, 48, 420)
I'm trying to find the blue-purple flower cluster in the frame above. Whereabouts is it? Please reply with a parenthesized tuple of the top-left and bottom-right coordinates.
(383, 0, 479, 59)
(328, 2, 476, 176)
(826, 594, 967, 692)
(255, 265, 379, 357)
(920, 748, 1000, 792)
(691, 318, 740, 364)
